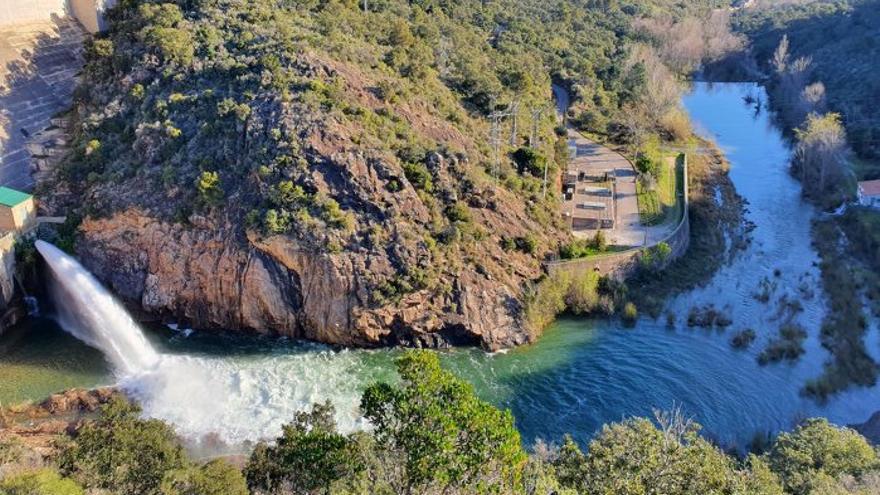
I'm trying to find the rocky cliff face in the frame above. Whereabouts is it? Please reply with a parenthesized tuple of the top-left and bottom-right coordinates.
(78, 209, 536, 350)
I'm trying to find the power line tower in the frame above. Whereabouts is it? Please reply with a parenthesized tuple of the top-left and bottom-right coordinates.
(527, 105, 551, 198)
(508, 101, 521, 146)
(489, 107, 514, 182)
(529, 106, 545, 148)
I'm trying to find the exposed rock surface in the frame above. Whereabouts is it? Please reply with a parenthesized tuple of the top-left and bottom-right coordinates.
(78, 208, 539, 350)
(0, 388, 118, 459)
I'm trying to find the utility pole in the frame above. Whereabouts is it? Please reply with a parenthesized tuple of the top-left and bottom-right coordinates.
(509, 100, 520, 146)
(488, 106, 513, 183)
(529, 105, 549, 198)
(529, 106, 545, 148)
(489, 112, 504, 182)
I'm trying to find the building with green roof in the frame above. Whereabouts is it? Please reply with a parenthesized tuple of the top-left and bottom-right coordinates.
(0, 186, 36, 232)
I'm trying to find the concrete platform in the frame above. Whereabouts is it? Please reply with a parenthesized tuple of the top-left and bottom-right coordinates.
(0, 17, 85, 191)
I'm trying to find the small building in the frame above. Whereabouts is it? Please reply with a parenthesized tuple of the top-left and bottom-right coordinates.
(0, 187, 36, 232)
(857, 180, 880, 208)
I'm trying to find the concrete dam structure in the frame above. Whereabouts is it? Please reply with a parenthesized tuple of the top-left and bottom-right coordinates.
(0, 0, 115, 33)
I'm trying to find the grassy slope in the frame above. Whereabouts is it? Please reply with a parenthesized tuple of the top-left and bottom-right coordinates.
(636, 153, 681, 226)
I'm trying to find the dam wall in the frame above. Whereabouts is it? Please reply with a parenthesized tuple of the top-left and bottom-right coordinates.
(0, 0, 115, 33)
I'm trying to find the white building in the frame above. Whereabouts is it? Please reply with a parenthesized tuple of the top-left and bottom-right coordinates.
(857, 180, 880, 208)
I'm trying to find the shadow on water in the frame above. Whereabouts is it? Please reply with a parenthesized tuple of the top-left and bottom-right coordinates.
(0, 317, 110, 405)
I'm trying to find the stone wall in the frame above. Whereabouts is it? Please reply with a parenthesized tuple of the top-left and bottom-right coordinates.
(0, 230, 23, 335)
(545, 154, 691, 279)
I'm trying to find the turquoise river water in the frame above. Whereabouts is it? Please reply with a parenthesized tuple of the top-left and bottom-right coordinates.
(1, 82, 878, 450)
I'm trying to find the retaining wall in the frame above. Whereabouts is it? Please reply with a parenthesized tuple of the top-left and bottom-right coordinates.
(545, 154, 690, 279)
(0, 0, 113, 33)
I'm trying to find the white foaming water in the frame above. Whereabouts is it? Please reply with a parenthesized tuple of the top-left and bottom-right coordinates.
(121, 349, 382, 444)
(36, 240, 160, 375)
(36, 240, 383, 446)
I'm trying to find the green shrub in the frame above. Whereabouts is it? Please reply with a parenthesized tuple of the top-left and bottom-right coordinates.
(768, 418, 879, 495)
(195, 171, 223, 206)
(263, 209, 289, 234)
(402, 162, 433, 192)
(0, 469, 84, 495)
(638, 242, 672, 272)
(245, 402, 356, 495)
(517, 235, 538, 254)
(88, 39, 114, 59)
(622, 302, 638, 324)
(59, 397, 186, 495)
(758, 323, 807, 365)
(361, 351, 526, 493)
(731, 328, 757, 349)
(317, 194, 354, 230)
(501, 236, 517, 251)
(560, 231, 609, 259)
(161, 460, 248, 495)
(513, 147, 548, 177)
(445, 202, 471, 223)
(565, 271, 600, 314)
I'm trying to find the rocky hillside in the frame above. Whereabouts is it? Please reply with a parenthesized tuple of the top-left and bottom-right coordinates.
(39, 0, 679, 349)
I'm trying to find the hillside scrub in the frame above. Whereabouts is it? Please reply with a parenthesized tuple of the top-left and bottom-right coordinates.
(37, 0, 750, 348)
(523, 270, 620, 333)
(734, 0, 880, 161)
(4, 355, 880, 494)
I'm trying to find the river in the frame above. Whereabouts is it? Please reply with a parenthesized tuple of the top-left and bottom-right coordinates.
(1, 82, 877, 450)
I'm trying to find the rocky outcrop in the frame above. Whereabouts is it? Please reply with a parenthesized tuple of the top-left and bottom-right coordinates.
(0, 388, 118, 460)
(77, 209, 533, 350)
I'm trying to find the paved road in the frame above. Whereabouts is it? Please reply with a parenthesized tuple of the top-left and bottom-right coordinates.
(553, 84, 661, 247)
(0, 18, 84, 191)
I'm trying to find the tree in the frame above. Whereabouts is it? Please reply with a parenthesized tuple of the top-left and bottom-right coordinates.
(792, 113, 850, 204)
(513, 147, 548, 177)
(553, 409, 783, 494)
(360, 351, 527, 494)
(59, 397, 186, 495)
(244, 401, 358, 494)
(196, 170, 224, 206)
(772, 35, 790, 75)
(767, 418, 879, 495)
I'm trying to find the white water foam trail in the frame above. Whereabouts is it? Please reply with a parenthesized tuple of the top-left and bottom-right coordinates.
(36, 240, 377, 446)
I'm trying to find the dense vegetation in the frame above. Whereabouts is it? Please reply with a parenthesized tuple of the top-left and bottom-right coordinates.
(2, 352, 879, 494)
(40, 0, 739, 339)
(733, 0, 880, 162)
(54, 0, 680, 230)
